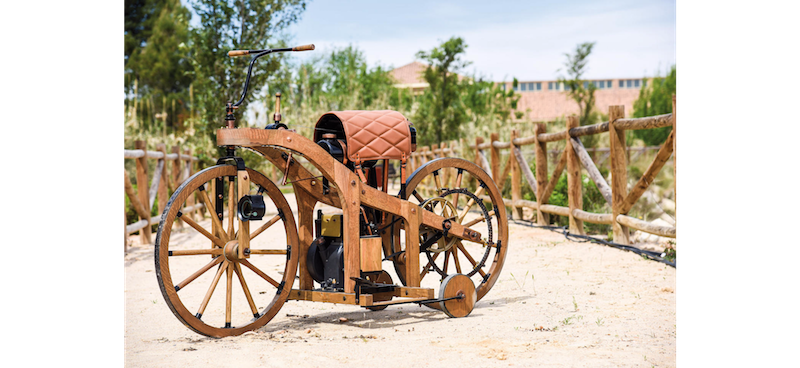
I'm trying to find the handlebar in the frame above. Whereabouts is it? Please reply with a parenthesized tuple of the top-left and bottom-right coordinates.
(228, 44, 315, 107)
(228, 44, 315, 58)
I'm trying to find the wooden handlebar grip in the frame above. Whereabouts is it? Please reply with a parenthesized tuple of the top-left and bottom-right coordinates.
(292, 44, 315, 51)
(228, 50, 250, 57)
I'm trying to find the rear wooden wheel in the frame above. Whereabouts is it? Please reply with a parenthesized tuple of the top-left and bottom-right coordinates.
(155, 165, 299, 337)
(385, 158, 508, 306)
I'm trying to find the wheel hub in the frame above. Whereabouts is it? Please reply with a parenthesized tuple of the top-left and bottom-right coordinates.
(223, 240, 245, 261)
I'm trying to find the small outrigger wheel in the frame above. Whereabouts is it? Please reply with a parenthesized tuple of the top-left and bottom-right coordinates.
(439, 274, 476, 318)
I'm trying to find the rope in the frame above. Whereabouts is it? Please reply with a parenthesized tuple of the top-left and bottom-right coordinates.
(509, 219, 676, 268)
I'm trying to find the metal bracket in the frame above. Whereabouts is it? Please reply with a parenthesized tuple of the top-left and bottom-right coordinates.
(217, 156, 246, 171)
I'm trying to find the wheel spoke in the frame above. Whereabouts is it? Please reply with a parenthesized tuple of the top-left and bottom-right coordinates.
(442, 250, 451, 276)
(234, 263, 259, 317)
(240, 259, 280, 288)
(433, 171, 443, 193)
(175, 257, 222, 291)
(197, 261, 228, 317)
(457, 242, 486, 277)
(457, 185, 485, 223)
(249, 249, 288, 255)
(451, 245, 462, 274)
(225, 262, 233, 327)
(420, 252, 441, 279)
(412, 190, 424, 203)
(180, 214, 227, 248)
(170, 249, 223, 256)
(452, 170, 464, 209)
(462, 210, 495, 228)
(250, 214, 282, 240)
(198, 189, 229, 242)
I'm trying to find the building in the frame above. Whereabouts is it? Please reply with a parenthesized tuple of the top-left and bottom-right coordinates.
(390, 61, 430, 93)
(390, 61, 647, 122)
(499, 79, 645, 122)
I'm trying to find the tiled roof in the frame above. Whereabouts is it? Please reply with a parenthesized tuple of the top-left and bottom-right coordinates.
(390, 61, 429, 86)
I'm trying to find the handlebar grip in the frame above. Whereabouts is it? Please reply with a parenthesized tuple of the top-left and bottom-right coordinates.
(228, 50, 250, 57)
(292, 44, 315, 52)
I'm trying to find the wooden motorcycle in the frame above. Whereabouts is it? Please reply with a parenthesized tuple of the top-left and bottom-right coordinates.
(154, 44, 509, 337)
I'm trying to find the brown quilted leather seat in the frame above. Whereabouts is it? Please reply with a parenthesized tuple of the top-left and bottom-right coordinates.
(314, 110, 412, 164)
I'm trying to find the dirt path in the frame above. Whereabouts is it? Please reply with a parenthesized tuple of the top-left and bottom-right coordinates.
(125, 214, 675, 367)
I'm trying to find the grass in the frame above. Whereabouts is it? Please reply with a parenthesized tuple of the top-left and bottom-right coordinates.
(508, 272, 536, 295)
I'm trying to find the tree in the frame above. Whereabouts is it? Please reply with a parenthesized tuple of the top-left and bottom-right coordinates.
(461, 75, 518, 136)
(125, 0, 193, 131)
(632, 65, 676, 146)
(558, 42, 602, 126)
(414, 37, 472, 144)
(189, 0, 307, 143)
(323, 46, 396, 110)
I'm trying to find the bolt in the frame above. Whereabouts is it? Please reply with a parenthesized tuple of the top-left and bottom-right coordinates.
(351, 180, 356, 186)
(287, 137, 292, 142)
(218, 194, 223, 199)
(411, 208, 416, 214)
(361, 189, 365, 195)
(352, 201, 356, 206)
(311, 180, 316, 186)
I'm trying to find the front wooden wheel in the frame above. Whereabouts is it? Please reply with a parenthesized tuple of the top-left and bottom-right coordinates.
(385, 158, 508, 306)
(155, 165, 299, 337)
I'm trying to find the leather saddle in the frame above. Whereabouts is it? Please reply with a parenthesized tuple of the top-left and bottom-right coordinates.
(314, 110, 412, 165)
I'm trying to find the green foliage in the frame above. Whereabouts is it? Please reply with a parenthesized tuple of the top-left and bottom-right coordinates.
(632, 65, 676, 146)
(558, 42, 599, 126)
(414, 37, 471, 145)
(549, 173, 610, 235)
(261, 45, 409, 139)
(413, 37, 518, 145)
(188, 0, 307, 153)
(125, 0, 193, 133)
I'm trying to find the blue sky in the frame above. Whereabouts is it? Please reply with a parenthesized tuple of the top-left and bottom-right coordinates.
(285, 0, 676, 81)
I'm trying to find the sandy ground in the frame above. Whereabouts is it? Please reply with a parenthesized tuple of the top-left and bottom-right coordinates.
(125, 193, 675, 368)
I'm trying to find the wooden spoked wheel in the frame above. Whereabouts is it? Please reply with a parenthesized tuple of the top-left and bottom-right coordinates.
(155, 165, 299, 337)
(386, 158, 508, 307)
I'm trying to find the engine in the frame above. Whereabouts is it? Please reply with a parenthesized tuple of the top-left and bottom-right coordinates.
(307, 211, 345, 289)
(307, 110, 417, 290)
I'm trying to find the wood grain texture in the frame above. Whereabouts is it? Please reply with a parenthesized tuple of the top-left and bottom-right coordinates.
(608, 105, 630, 244)
(513, 147, 538, 198)
(572, 209, 614, 225)
(565, 116, 585, 235)
(510, 130, 523, 220)
(490, 133, 500, 181)
(614, 113, 673, 130)
(568, 122, 609, 138)
(571, 137, 612, 205)
(616, 214, 676, 238)
(533, 124, 549, 225)
(135, 140, 152, 244)
(619, 129, 674, 214)
(537, 130, 568, 143)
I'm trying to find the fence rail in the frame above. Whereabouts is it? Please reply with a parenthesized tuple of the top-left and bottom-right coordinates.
(409, 97, 677, 244)
(124, 140, 201, 253)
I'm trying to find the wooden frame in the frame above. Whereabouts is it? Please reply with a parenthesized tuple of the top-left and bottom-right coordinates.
(216, 128, 489, 294)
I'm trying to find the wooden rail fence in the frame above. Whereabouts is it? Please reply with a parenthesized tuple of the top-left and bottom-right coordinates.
(124, 140, 201, 253)
(124, 99, 676, 252)
(410, 98, 676, 245)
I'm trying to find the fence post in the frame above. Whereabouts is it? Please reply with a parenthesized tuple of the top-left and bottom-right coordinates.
(184, 147, 195, 220)
(672, 94, 677, 218)
(566, 116, 585, 235)
(533, 124, 549, 225)
(157, 144, 169, 220)
(489, 133, 500, 182)
(124, 187, 128, 254)
(171, 145, 182, 188)
(609, 105, 630, 244)
(134, 140, 152, 244)
(510, 130, 523, 220)
(474, 137, 483, 167)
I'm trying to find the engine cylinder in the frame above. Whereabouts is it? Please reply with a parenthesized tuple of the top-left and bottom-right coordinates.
(317, 135, 345, 163)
